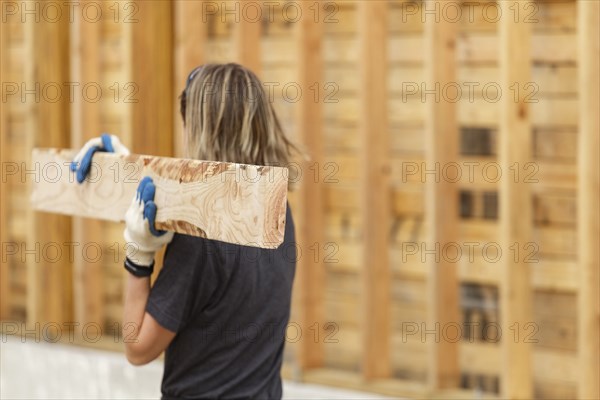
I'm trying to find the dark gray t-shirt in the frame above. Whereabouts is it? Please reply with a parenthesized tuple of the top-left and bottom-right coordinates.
(146, 206, 296, 399)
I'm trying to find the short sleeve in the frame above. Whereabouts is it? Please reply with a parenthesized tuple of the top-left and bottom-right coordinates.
(146, 233, 219, 333)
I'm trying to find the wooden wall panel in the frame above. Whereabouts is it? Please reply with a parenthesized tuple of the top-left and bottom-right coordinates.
(0, 1, 597, 399)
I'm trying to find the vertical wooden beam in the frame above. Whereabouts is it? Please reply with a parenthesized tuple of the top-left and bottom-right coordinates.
(29, 3, 73, 325)
(0, 14, 10, 320)
(130, 1, 174, 158)
(424, 0, 460, 390)
(499, 1, 533, 398)
(234, 0, 261, 75)
(358, 0, 391, 379)
(174, 0, 206, 158)
(23, 14, 39, 326)
(295, 0, 324, 370)
(129, 0, 173, 277)
(70, 0, 105, 328)
(577, 1, 600, 398)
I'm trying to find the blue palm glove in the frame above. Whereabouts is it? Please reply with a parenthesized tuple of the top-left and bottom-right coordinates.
(70, 134, 130, 183)
(124, 177, 174, 266)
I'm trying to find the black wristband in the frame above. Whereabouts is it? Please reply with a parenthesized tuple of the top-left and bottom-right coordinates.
(124, 257, 154, 277)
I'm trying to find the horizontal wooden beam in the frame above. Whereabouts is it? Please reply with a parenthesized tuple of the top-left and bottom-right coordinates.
(31, 149, 289, 248)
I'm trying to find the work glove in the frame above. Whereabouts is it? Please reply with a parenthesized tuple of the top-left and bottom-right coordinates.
(124, 177, 174, 267)
(70, 133, 130, 183)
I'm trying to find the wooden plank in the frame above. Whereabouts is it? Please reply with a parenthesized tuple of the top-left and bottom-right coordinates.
(456, 32, 577, 64)
(70, 0, 104, 330)
(458, 65, 578, 97)
(130, 0, 173, 157)
(499, 1, 534, 397)
(30, 6, 73, 325)
(424, 0, 460, 390)
(392, 0, 576, 34)
(294, 0, 325, 370)
(324, 185, 423, 216)
(174, 0, 206, 157)
(533, 291, 577, 351)
(529, 260, 577, 292)
(323, 154, 577, 192)
(358, 0, 391, 379)
(0, 15, 10, 319)
(129, 0, 174, 278)
(533, 349, 578, 384)
(577, 1, 600, 398)
(534, 381, 576, 400)
(31, 149, 288, 248)
(457, 96, 579, 127)
(390, 243, 579, 292)
(460, 342, 501, 376)
(234, 0, 261, 74)
(533, 128, 577, 161)
(23, 13, 38, 326)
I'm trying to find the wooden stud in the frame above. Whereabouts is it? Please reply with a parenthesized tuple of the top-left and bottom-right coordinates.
(294, 0, 325, 369)
(130, 1, 173, 158)
(0, 13, 9, 320)
(234, 0, 261, 75)
(23, 13, 40, 327)
(499, 1, 533, 398)
(70, 0, 104, 328)
(424, 0, 460, 390)
(358, 0, 391, 379)
(129, 0, 174, 277)
(31, 149, 289, 248)
(577, 1, 600, 398)
(174, 0, 206, 158)
(29, 5, 73, 325)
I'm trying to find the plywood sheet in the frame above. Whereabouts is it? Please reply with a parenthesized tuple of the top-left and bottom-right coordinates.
(31, 149, 288, 248)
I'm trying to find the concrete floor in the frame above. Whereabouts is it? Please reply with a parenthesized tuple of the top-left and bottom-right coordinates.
(0, 335, 390, 399)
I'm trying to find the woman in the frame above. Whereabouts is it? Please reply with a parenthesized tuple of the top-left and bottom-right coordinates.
(71, 64, 299, 399)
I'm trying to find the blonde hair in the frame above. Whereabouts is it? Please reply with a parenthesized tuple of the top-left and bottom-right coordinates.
(179, 63, 300, 171)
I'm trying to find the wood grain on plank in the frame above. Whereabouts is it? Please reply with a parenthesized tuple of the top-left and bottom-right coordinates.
(31, 149, 289, 249)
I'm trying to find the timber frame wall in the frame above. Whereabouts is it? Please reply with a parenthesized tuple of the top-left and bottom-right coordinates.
(1, 1, 598, 399)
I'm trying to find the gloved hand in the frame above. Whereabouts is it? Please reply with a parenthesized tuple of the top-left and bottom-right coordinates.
(71, 133, 130, 183)
(124, 177, 174, 267)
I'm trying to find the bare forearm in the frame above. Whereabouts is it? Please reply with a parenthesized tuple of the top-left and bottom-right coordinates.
(122, 273, 175, 365)
(123, 275, 150, 342)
